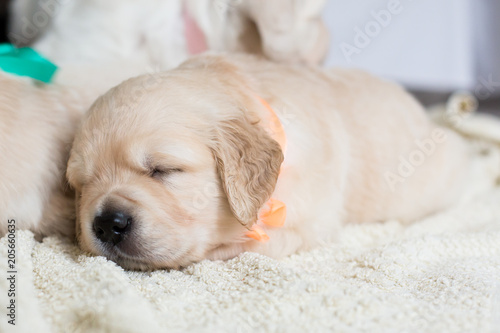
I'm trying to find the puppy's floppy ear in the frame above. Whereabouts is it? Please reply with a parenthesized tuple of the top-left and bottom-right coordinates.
(211, 111, 284, 227)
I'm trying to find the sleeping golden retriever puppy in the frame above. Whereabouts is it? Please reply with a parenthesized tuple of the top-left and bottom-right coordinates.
(67, 54, 496, 270)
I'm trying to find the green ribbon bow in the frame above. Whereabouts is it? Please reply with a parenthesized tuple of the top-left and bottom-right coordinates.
(0, 43, 57, 83)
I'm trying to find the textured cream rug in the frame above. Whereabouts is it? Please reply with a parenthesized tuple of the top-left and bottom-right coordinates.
(1, 190, 500, 333)
(1, 107, 500, 333)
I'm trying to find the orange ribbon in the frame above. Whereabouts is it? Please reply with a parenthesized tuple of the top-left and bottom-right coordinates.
(246, 98, 287, 242)
(246, 225, 270, 242)
(257, 96, 287, 155)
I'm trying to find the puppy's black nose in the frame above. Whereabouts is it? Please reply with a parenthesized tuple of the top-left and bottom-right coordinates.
(93, 211, 132, 245)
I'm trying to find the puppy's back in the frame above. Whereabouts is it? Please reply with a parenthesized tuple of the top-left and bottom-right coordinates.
(0, 73, 84, 237)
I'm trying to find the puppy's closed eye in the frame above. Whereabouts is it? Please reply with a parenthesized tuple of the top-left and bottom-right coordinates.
(150, 168, 183, 180)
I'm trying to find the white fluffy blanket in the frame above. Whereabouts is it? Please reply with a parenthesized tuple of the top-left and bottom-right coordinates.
(1, 113, 500, 333)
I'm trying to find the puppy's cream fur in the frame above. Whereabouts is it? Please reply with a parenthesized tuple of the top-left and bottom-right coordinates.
(0, 73, 85, 237)
(67, 54, 495, 269)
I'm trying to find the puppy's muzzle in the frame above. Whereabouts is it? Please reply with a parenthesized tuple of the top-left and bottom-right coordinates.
(93, 210, 132, 245)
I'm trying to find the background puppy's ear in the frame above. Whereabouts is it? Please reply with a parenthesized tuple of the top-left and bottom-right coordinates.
(212, 113, 284, 227)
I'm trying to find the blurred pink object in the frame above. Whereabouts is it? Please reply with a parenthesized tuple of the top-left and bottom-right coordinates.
(182, 4, 208, 55)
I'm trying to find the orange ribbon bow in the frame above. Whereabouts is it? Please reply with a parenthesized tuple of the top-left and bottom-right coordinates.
(246, 97, 287, 242)
(246, 198, 287, 242)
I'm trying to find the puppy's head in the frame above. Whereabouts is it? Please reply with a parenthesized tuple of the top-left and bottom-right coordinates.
(67, 57, 283, 269)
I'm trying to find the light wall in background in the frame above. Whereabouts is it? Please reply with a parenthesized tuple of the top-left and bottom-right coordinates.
(474, 0, 500, 100)
(322, 0, 498, 94)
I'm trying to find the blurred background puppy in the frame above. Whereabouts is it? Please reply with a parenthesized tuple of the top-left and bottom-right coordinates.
(9, 0, 328, 68)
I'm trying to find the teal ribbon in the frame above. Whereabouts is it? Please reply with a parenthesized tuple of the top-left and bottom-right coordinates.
(0, 43, 57, 83)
